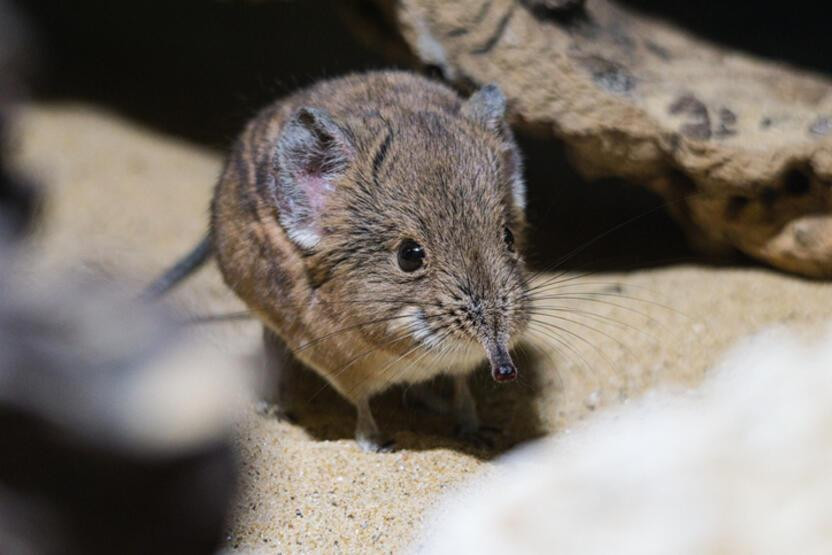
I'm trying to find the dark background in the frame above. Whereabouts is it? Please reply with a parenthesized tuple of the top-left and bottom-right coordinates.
(9, 0, 831, 270)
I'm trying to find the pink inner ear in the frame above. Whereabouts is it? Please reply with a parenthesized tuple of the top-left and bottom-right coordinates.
(299, 174, 334, 223)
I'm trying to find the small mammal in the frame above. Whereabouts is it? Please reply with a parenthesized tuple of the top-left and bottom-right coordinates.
(149, 71, 530, 451)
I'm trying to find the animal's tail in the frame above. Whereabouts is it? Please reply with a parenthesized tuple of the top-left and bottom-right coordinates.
(141, 234, 213, 300)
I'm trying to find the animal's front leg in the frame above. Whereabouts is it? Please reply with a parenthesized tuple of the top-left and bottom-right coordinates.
(354, 397, 395, 453)
(453, 375, 479, 433)
(453, 375, 500, 449)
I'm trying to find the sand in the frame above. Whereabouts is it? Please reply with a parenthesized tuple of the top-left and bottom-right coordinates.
(10, 103, 832, 553)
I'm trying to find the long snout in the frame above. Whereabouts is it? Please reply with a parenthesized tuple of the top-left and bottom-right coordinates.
(483, 341, 517, 383)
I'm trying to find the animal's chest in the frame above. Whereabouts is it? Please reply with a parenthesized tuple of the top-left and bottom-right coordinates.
(380, 348, 485, 385)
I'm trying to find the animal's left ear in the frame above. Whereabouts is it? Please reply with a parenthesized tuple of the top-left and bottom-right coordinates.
(460, 84, 506, 132)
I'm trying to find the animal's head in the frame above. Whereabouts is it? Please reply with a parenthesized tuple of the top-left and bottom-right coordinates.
(272, 84, 529, 381)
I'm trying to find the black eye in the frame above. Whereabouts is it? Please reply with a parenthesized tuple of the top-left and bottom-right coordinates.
(397, 239, 425, 272)
(503, 227, 515, 252)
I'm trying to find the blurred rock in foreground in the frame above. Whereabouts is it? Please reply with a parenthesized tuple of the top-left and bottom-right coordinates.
(0, 257, 244, 555)
(416, 325, 832, 553)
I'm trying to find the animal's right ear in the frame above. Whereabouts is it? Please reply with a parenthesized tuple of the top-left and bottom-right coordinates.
(274, 107, 354, 250)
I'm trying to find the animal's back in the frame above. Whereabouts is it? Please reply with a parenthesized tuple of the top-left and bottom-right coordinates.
(235, 71, 463, 172)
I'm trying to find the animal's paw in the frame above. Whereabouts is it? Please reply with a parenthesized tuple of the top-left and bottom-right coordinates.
(255, 401, 297, 423)
(455, 424, 502, 450)
(356, 432, 396, 453)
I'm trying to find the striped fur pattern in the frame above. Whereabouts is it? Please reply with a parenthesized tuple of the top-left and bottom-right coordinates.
(211, 71, 528, 450)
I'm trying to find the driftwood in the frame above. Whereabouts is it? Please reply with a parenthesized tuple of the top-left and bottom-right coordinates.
(359, 0, 832, 277)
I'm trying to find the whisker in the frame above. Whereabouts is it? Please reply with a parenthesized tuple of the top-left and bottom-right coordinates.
(397, 333, 462, 402)
(508, 340, 539, 394)
(524, 325, 597, 376)
(183, 311, 254, 324)
(527, 311, 641, 361)
(526, 306, 658, 344)
(378, 330, 456, 396)
(528, 291, 689, 323)
(531, 295, 655, 323)
(519, 254, 697, 299)
(525, 322, 601, 375)
(527, 318, 620, 375)
(380, 327, 458, 385)
(178, 297, 445, 327)
(346, 329, 454, 400)
(519, 190, 707, 284)
(306, 322, 426, 402)
(527, 279, 689, 316)
(296, 311, 446, 354)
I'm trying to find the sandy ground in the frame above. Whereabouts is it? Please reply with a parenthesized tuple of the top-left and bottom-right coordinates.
(10, 103, 832, 553)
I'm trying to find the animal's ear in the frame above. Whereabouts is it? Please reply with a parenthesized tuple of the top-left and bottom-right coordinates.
(462, 85, 525, 210)
(460, 84, 506, 132)
(274, 107, 354, 250)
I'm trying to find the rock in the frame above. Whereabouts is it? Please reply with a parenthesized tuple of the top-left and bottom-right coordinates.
(360, 0, 832, 277)
(0, 257, 242, 554)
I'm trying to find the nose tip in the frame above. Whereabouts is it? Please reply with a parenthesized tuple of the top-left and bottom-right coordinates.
(492, 361, 517, 383)
(482, 339, 518, 384)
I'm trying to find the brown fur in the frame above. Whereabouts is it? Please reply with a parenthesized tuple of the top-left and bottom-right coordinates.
(211, 70, 529, 450)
